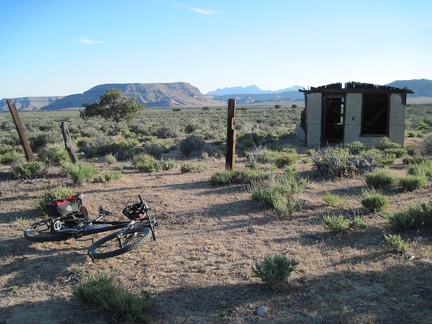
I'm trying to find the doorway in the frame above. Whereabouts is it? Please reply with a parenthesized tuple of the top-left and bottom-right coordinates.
(322, 95, 345, 145)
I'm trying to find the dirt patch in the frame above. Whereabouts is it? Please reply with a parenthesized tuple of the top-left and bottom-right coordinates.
(1, 148, 432, 323)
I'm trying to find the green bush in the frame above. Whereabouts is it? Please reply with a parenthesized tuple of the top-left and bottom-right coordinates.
(348, 215, 367, 231)
(61, 162, 99, 185)
(250, 172, 307, 215)
(132, 154, 159, 172)
(323, 212, 367, 233)
(384, 234, 408, 253)
(384, 147, 407, 158)
(323, 213, 348, 234)
(38, 186, 75, 215)
(246, 147, 297, 168)
(180, 163, 203, 174)
(11, 161, 48, 179)
(210, 169, 271, 186)
(361, 188, 390, 212)
(365, 168, 398, 189)
(38, 143, 70, 165)
(0, 151, 21, 164)
(407, 164, 432, 177)
(345, 141, 366, 155)
(210, 170, 234, 185)
(104, 170, 122, 182)
(376, 138, 401, 151)
(399, 174, 428, 191)
(322, 192, 342, 207)
(388, 199, 432, 231)
(132, 154, 175, 173)
(159, 159, 176, 171)
(179, 134, 206, 157)
(402, 155, 430, 165)
(313, 146, 370, 178)
(73, 273, 151, 323)
(104, 153, 117, 165)
(275, 151, 298, 168)
(252, 254, 299, 285)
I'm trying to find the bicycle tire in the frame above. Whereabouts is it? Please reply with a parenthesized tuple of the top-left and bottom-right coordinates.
(88, 225, 152, 260)
(24, 219, 73, 242)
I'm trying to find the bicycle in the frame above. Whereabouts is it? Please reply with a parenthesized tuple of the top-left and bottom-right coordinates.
(24, 194, 157, 260)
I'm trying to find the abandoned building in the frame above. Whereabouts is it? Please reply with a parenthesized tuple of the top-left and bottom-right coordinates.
(296, 81, 414, 147)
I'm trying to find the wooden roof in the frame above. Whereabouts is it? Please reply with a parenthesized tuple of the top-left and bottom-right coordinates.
(299, 81, 414, 94)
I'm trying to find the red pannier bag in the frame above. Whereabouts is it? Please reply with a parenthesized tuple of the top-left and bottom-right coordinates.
(45, 194, 83, 217)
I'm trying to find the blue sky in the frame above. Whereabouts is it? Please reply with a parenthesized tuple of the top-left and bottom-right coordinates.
(1, 0, 431, 99)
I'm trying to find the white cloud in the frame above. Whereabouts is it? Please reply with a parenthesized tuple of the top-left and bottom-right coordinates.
(79, 38, 102, 45)
(190, 8, 218, 15)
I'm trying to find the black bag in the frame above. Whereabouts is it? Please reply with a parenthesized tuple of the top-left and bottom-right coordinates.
(46, 194, 82, 217)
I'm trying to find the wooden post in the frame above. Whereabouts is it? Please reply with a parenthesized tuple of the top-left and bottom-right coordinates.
(6, 99, 35, 162)
(60, 122, 78, 164)
(225, 99, 236, 170)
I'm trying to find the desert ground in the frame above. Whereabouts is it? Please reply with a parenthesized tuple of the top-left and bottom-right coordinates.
(0, 138, 431, 323)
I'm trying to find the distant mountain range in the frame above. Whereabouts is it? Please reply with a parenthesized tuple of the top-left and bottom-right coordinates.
(206, 84, 303, 95)
(1, 79, 431, 112)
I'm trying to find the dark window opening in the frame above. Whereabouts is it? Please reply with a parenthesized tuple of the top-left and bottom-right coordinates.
(361, 94, 389, 135)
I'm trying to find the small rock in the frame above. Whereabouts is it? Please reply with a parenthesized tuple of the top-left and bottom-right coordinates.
(419, 259, 432, 266)
(256, 307, 267, 315)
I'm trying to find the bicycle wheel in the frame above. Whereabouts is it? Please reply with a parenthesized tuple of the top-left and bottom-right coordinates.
(24, 219, 73, 242)
(88, 225, 152, 260)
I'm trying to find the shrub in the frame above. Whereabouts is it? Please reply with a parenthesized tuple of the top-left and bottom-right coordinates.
(407, 164, 432, 177)
(402, 155, 430, 165)
(141, 142, 168, 160)
(61, 162, 99, 185)
(361, 188, 390, 212)
(384, 234, 408, 253)
(322, 192, 342, 207)
(345, 141, 366, 155)
(399, 174, 428, 191)
(156, 125, 179, 139)
(313, 147, 372, 178)
(180, 163, 203, 174)
(323, 213, 348, 234)
(105, 153, 117, 165)
(159, 159, 176, 171)
(184, 122, 198, 134)
(384, 147, 407, 158)
(73, 273, 151, 323)
(179, 135, 206, 157)
(132, 154, 175, 173)
(38, 186, 75, 215)
(250, 172, 307, 215)
(132, 154, 159, 172)
(246, 147, 297, 168)
(210, 170, 235, 186)
(0, 151, 21, 164)
(104, 170, 122, 182)
(348, 215, 367, 231)
(252, 254, 299, 285)
(275, 151, 298, 168)
(376, 138, 401, 151)
(365, 168, 398, 189)
(388, 199, 432, 231)
(323, 212, 367, 233)
(38, 144, 70, 165)
(11, 161, 47, 179)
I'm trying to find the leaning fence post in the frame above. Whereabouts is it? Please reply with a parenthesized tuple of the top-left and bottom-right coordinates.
(225, 98, 236, 170)
(6, 99, 35, 162)
(60, 122, 78, 164)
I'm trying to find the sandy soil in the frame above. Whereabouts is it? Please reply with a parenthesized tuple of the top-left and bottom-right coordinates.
(0, 147, 431, 323)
